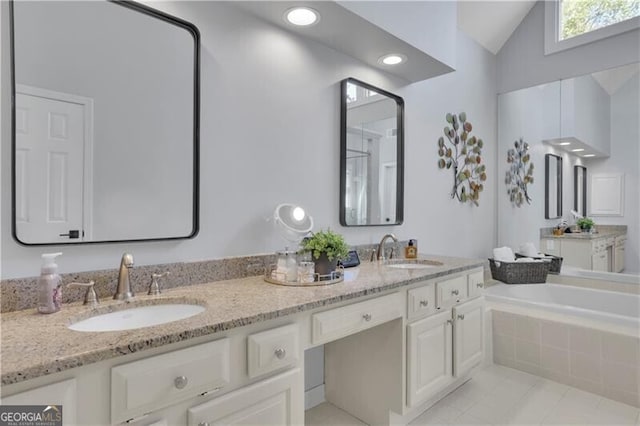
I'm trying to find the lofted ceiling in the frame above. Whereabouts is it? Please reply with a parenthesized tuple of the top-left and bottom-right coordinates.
(457, 1, 536, 54)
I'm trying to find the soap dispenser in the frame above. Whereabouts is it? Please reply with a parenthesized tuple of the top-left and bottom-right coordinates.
(405, 240, 417, 259)
(38, 252, 63, 314)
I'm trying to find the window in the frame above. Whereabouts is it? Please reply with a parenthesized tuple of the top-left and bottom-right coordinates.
(561, 0, 640, 40)
(545, 0, 640, 54)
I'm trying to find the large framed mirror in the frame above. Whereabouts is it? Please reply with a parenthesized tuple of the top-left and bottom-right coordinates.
(10, 0, 199, 245)
(545, 153, 562, 219)
(574, 165, 587, 217)
(339, 78, 404, 226)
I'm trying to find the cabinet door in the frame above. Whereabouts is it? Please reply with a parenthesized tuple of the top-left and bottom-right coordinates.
(591, 252, 608, 272)
(453, 298, 484, 377)
(187, 369, 302, 426)
(615, 246, 625, 273)
(407, 310, 453, 407)
(467, 269, 484, 298)
(1, 379, 76, 426)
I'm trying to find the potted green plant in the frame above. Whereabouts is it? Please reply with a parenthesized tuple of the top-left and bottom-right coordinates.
(576, 217, 594, 232)
(300, 229, 349, 276)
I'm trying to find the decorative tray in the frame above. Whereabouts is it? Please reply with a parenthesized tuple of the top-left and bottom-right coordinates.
(264, 265, 345, 287)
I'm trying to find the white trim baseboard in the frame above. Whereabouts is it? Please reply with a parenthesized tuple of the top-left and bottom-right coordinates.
(304, 384, 326, 410)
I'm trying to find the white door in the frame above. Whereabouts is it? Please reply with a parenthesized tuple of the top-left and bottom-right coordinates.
(187, 369, 303, 426)
(453, 297, 484, 377)
(407, 310, 453, 407)
(15, 91, 85, 243)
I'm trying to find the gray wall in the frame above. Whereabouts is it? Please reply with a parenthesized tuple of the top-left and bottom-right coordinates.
(497, 1, 640, 93)
(1, 2, 497, 280)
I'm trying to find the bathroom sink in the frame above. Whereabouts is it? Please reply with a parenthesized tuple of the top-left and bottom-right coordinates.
(383, 259, 444, 270)
(68, 303, 205, 332)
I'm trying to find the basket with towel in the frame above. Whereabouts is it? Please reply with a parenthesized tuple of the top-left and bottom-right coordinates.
(489, 246, 551, 284)
(515, 243, 563, 274)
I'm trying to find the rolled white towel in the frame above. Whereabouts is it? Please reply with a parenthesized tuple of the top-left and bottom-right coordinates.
(515, 257, 544, 263)
(493, 246, 515, 262)
(519, 242, 539, 257)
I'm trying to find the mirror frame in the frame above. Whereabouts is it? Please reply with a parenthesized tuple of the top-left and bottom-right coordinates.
(544, 153, 563, 219)
(9, 0, 200, 246)
(574, 165, 587, 217)
(339, 77, 404, 227)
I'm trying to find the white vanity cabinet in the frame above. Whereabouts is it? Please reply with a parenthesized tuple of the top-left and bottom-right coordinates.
(0, 378, 77, 425)
(541, 233, 626, 272)
(407, 270, 484, 407)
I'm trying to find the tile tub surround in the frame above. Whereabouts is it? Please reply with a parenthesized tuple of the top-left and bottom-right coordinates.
(0, 242, 411, 313)
(0, 254, 483, 385)
(492, 309, 640, 408)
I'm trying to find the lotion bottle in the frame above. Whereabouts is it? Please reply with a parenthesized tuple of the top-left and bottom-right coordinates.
(38, 252, 63, 314)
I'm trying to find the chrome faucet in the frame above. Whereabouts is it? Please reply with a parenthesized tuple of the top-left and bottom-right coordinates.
(376, 234, 399, 261)
(114, 253, 134, 301)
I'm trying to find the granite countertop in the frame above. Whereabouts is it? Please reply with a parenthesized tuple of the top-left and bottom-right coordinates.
(541, 226, 627, 241)
(1, 255, 483, 386)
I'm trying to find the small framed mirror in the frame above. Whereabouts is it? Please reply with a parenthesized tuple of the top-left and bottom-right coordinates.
(574, 165, 587, 217)
(545, 154, 563, 219)
(339, 78, 404, 226)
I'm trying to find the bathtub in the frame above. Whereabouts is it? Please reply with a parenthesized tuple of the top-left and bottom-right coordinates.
(487, 282, 640, 407)
(485, 282, 640, 331)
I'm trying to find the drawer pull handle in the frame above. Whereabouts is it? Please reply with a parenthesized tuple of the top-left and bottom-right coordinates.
(174, 375, 188, 389)
(446, 319, 453, 325)
(476, 282, 484, 288)
(275, 348, 286, 359)
(457, 314, 465, 320)
(419, 300, 429, 307)
(451, 289, 459, 296)
(199, 423, 210, 426)
(362, 313, 372, 322)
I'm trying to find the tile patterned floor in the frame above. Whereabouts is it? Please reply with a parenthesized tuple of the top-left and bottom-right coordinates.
(306, 364, 640, 425)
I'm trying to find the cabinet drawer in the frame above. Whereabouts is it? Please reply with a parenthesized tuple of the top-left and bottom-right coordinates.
(312, 293, 402, 345)
(436, 275, 467, 308)
(467, 269, 484, 298)
(248, 324, 299, 379)
(407, 284, 435, 321)
(111, 339, 230, 424)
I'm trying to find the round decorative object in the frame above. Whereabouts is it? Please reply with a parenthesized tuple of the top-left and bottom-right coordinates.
(505, 138, 534, 207)
(274, 203, 313, 243)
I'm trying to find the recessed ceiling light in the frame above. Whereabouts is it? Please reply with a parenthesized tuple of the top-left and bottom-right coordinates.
(558, 142, 571, 146)
(284, 7, 319, 26)
(571, 148, 585, 152)
(583, 154, 595, 157)
(378, 54, 407, 66)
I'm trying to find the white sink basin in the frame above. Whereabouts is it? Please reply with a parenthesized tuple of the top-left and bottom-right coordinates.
(384, 260, 444, 270)
(68, 304, 205, 332)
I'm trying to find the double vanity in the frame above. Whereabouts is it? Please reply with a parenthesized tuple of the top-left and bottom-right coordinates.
(1, 255, 485, 426)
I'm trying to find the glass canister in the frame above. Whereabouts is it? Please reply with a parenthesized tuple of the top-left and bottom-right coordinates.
(298, 261, 315, 283)
(275, 250, 298, 282)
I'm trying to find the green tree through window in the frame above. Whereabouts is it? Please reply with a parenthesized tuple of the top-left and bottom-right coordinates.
(561, 0, 640, 40)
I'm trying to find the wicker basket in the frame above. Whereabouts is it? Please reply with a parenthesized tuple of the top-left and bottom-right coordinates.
(515, 253, 563, 274)
(488, 259, 550, 284)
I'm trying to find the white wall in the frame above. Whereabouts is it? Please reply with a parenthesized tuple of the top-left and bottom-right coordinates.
(561, 75, 611, 156)
(1, 2, 497, 281)
(497, 1, 640, 93)
(587, 76, 640, 273)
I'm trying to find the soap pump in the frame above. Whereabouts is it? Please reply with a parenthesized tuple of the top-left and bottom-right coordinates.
(38, 252, 63, 314)
(405, 240, 418, 259)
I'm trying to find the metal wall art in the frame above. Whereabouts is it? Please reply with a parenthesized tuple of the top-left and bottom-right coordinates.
(505, 138, 534, 207)
(437, 112, 486, 206)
